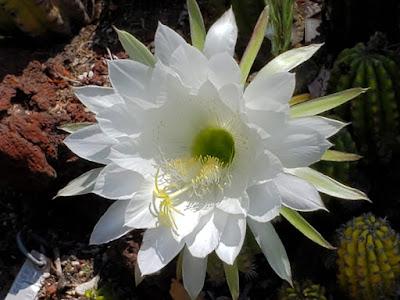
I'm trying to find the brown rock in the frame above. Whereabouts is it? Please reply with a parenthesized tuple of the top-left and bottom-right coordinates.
(0, 27, 101, 193)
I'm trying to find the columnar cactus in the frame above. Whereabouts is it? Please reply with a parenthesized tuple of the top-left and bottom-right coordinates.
(328, 40, 400, 159)
(337, 213, 400, 300)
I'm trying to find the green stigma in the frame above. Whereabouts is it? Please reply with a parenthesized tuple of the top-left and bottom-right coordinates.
(191, 127, 235, 166)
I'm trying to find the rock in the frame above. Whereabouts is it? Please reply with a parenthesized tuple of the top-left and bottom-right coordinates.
(0, 27, 102, 193)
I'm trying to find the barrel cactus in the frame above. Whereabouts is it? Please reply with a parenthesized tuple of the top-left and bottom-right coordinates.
(278, 281, 327, 300)
(328, 40, 400, 159)
(337, 213, 400, 300)
(0, 0, 98, 37)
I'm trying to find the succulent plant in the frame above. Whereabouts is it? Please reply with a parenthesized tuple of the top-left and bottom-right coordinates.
(328, 39, 400, 159)
(278, 280, 327, 300)
(0, 0, 98, 37)
(337, 213, 400, 300)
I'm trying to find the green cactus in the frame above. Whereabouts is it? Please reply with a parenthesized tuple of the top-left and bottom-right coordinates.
(278, 281, 327, 300)
(337, 213, 400, 300)
(0, 0, 96, 37)
(328, 38, 400, 159)
(314, 127, 357, 184)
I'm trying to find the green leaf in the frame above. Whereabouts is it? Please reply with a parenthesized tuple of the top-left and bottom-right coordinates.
(239, 6, 269, 83)
(321, 150, 362, 162)
(187, 0, 206, 50)
(58, 122, 94, 134)
(280, 207, 336, 249)
(287, 167, 370, 201)
(54, 168, 103, 199)
(114, 26, 156, 66)
(290, 88, 369, 118)
(223, 261, 240, 300)
(259, 43, 323, 76)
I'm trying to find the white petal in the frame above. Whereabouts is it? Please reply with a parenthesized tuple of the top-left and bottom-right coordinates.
(185, 210, 227, 258)
(107, 59, 152, 104)
(93, 164, 145, 200)
(259, 43, 323, 76)
(266, 124, 331, 168)
(274, 173, 327, 211)
(124, 183, 157, 229)
(247, 219, 292, 284)
(246, 109, 287, 137)
(96, 102, 141, 138)
(90, 200, 132, 245)
(250, 150, 283, 184)
(138, 227, 184, 275)
(169, 44, 209, 89)
(55, 167, 103, 198)
(183, 247, 207, 300)
(247, 181, 281, 222)
(108, 140, 156, 177)
(244, 72, 295, 111)
(203, 8, 238, 58)
(215, 214, 246, 265)
(289, 116, 347, 138)
(64, 124, 116, 164)
(216, 196, 247, 215)
(218, 83, 243, 113)
(208, 52, 241, 87)
(73, 86, 124, 114)
(155, 22, 187, 65)
(172, 201, 207, 240)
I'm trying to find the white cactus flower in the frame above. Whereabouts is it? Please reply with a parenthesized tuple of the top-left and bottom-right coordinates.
(58, 6, 369, 300)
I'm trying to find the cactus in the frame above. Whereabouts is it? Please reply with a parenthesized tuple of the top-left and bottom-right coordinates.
(0, 0, 97, 37)
(337, 213, 400, 300)
(314, 127, 357, 184)
(328, 38, 400, 159)
(278, 281, 327, 300)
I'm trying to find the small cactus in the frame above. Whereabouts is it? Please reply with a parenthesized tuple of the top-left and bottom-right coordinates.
(278, 281, 327, 300)
(337, 213, 400, 300)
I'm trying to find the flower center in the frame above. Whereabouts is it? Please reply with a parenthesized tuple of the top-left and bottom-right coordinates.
(191, 127, 235, 166)
(152, 127, 235, 234)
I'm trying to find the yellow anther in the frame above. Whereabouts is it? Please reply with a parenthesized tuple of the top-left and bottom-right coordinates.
(153, 168, 183, 233)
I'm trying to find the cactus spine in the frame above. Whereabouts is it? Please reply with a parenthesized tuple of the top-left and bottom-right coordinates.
(278, 281, 327, 300)
(337, 213, 400, 300)
(328, 40, 400, 159)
